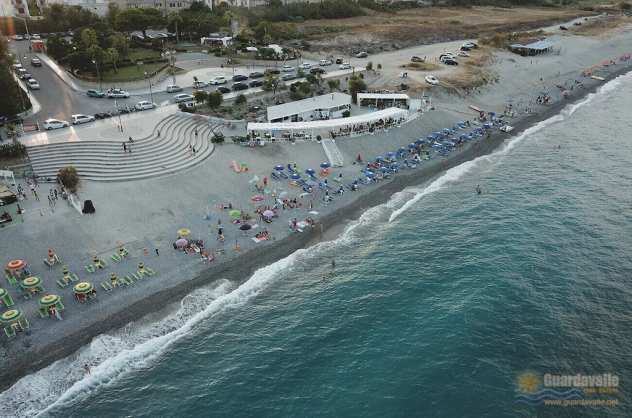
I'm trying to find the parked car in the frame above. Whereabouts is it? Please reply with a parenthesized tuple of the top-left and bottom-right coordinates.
(310, 67, 326, 75)
(339, 63, 351, 70)
(106, 89, 130, 98)
(281, 73, 297, 81)
(411, 56, 424, 63)
(12, 34, 24, 41)
(441, 58, 458, 66)
(178, 101, 196, 111)
(135, 100, 156, 110)
(94, 112, 113, 119)
(319, 59, 332, 66)
(232, 82, 248, 91)
(355, 51, 368, 58)
(282, 65, 294, 72)
(31, 34, 40, 39)
(439, 53, 457, 60)
(71, 114, 95, 125)
(425, 75, 439, 85)
(298, 63, 312, 70)
(559, 25, 568, 31)
(457, 51, 470, 57)
(249, 71, 264, 79)
(335, 58, 344, 64)
(86, 89, 105, 98)
(166, 84, 183, 93)
(27, 79, 40, 90)
(216, 86, 231, 94)
(30, 57, 42, 67)
(209, 76, 227, 85)
(43, 118, 69, 130)
(12, 64, 23, 71)
(462, 42, 477, 49)
(264, 68, 280, 75)
(193, 80, 208, 89)
(17, 69, 31, 79)
(173, 93, 194, 103)
(232, 74, 248, 82)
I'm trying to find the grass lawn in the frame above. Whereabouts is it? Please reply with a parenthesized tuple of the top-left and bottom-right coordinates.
(101, 62, 167, 83)
(126, 48, 163, 62)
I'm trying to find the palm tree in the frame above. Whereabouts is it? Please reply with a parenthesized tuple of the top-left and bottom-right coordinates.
(168, 13, 183, 44)
(107, 48, 120, 73)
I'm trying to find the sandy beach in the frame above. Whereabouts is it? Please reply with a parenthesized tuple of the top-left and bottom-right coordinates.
(2, 25, 632, 395)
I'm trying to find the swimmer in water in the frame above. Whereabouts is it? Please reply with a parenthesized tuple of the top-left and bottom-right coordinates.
(331, 259, 336, 268)
(84, 364, 91, 375)
(476, 185, 482, 195)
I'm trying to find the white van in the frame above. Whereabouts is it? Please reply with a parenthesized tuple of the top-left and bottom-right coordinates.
(319, 59, 332, 66)
(166, 85, 183, 93)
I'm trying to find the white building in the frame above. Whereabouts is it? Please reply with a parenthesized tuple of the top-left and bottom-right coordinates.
(357, 93, 410, 109)
(267, 93, 352, 123)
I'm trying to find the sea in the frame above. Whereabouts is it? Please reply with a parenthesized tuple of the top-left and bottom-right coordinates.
(3, 72, 632, 418)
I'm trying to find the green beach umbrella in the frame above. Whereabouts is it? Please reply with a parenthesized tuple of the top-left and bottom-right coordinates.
(40, 294, 60, 307)
(21, 276, 41, 289)
(229, 209, 241, 218)
(1, 309, 21, 323)
(74, 282, 93, 294)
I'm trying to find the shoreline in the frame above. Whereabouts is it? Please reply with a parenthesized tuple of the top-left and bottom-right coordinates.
(2, 62, 631, 394)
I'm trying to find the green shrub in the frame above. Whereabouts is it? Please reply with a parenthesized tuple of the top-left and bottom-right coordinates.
(211, 132, 225, 144)
(57, 166, 80, 192)
(0, 142, 26, 158)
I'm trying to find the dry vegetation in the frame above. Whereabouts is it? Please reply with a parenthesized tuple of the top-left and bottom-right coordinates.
(400, 62, 441, 71)
(441, 47, 499, 91)
(569, 14, 632, 36)
(300, 6, 591, 53)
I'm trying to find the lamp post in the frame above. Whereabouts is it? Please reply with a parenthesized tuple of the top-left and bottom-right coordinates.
(11, 15, 30, 40)
(144, 71, 154, 103)
(92, 59, 102, 91)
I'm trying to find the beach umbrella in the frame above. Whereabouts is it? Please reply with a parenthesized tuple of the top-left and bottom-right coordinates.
(229, 209, 241, 218)
(263, 210, 274, 218)
(375, 156, 384, 161)
(483, 123, 492, 129)
(427, 134, 436, 141)
(365, 171, 375, 177)
(305, 168, 315, 175)
(320, 162, 330, 169)
(398, 147, 407, 153)
(442, 128, 451, 134)
(291, 173, 301, 180)
(433, 131, 442, 137)
(275, 165, 284, 171)
(240, 224, 252, 231)
(175, 238, 188, 248)
(408, 143, 416, 149)
(177, 228, 191, 237)
(415, 139, 424, 145)
(387, 151, 396, 157)
(251, 195, 265, 202)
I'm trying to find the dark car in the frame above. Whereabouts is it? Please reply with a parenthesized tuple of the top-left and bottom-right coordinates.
(249, 72, 264, 79)
(335, 58, 343, 64)
(560, 25, 568, 31)
(281, 73, 297, 81)
(216, 86, 231, 94)
(310, 67, 326, 75)
(232, 74, 248, 82)
(249, 80, 264, 88)
(94, 112, 113, 119)
(264, 68, 280, 75)
(442, 58, 458, 66)
(232, 82, 249, 91)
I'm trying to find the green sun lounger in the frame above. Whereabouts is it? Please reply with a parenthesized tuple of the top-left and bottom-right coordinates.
(144, 267, 156, 276)
(101, 282, 113, 292)
(85, 265, 95, 273)
(4, 326, 15, 339)
(56, 279, 69, 289)
(111, 254, 122, 263)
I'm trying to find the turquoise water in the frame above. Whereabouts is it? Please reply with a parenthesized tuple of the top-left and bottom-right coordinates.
(7, 75, 632, 417)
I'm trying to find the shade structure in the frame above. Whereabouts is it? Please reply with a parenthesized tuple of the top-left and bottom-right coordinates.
(263, 210, 274, 218)
(274, 165, 284, 171)
(305, 168, 315, 175)
(175, 238, 188, 248)
(39, 294, 60, 307)
(6, 260, 25, 270)
(291, 173, 301, 180)
(73, 282, 93, 294)
(177, 228, 191, 237)
(320, 162, 330, 169)
(229, 209, 241, 218)
(239, 224, 252, 231)
(1, 309, 21, 323)
(21, 276, 41, 288)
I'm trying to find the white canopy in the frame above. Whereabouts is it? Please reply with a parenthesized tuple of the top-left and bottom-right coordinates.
(249, 107, 408, 134)
(357, 93, 410, 101)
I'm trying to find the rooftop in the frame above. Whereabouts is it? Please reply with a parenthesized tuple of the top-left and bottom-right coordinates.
(267, 93, 352, 122)
(357, 93, 410, 101)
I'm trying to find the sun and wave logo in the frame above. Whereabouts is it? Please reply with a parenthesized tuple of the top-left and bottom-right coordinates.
(514, 372, 584, 405)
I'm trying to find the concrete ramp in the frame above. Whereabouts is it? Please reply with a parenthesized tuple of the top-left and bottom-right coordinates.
(321, 139, 344, 167)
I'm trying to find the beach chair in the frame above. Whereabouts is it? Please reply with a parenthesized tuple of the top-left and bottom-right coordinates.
(144, 267, 156, 276)
(111, 254, 122, 263)
(278, 171, 288, 179)
(70, 273, 79, 282)
(271, 172, 281, 181)
(101, 282, 113, 291)
(4, 326, 15, 339)
(120, 276, 133, 286)
(85, 264, 95, 273)
(56, 279, 69, 289)
(4, 273, 17, 287)
(124, 274, 136, 285)
(132, 272, 143, 281)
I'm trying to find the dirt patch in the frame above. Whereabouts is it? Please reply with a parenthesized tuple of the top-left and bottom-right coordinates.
(300, 6, 591, 54)
(440, 47, 498, 93)
(401, 62, 441, 71)
(569, 14, 632, 36)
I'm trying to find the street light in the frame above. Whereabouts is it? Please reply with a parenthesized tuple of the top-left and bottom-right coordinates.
(10, 15, 30, 39)
(144, 71, 154, 103)
(92, 59, 102, 91)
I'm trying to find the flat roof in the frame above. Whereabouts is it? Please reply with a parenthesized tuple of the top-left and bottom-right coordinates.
(357, 93, 410, 101)
(267, 93, 351, 121)
(510, 40, 553, 51)
(251, 107, 408, 132)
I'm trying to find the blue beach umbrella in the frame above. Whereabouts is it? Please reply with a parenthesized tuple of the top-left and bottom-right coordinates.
(320, 162, 331, 169)
(459, 134, 467, 140)
(415, 139, 425, 145)
(398, 147, 407, 153)
(467, 134, 474, 140)
(365, 171, 375, 177)
(408, 143, 416, 149)
(375, 156, 384, 162)
(387, 151, 396, 158)
(291, 173, 301, 180)
(305, 168, 315, 175)
(427, 134, 437, 141)
(274, 165, 284, 171)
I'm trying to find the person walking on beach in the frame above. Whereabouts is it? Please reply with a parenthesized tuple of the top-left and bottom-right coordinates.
(84, 364, 91, 375)
(155, 248, 159, 256)
(122, 142, 127, 152)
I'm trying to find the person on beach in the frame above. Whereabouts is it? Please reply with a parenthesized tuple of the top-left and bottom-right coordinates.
(155, 248, 159, 256)
(84, 364, 91, 375)
(123, 142, 127, 152)
(128, 136, 134, 143)
(476, 185, 482, 195)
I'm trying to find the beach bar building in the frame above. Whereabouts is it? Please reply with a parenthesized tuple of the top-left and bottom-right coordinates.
(357, 93, 410, 109)
(267, 93, 352, 123)
(509, 40, 553, 56)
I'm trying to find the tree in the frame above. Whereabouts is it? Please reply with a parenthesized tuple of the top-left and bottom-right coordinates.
(327, 79, 340, 92)
(81, 28, 98, 50)
(109, 32, 129, 58)
(57, 166, 80, 192)
(107, 48, 119, 72)
(46, 35, 71, 61)
(207, 91, 223, 108)
(193, 90, 208, 103)
(116, 8, 163, 37)
(366, 61, 373, 71)
(348, 76, 367, 104)
(262, 73, 280, 95)
(167, 13, 183, 44)
(235, 94, 247, 106)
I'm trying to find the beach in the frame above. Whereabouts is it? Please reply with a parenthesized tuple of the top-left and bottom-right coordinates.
(2, 25, 632, 398)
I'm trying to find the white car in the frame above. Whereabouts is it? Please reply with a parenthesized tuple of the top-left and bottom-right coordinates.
(71, 114, 95, 125)
(31, 34, 40, 39)
(12, 63, 23, 71)
(425, 75, 439, 86)
(193, 80, 209, 89)
(106, 89, 130, 98)
(457, 51, 470, 57)
(13, 34, 24, 41)
(440, 53, 457, 61)
(43, 119, 69, 130)
(319, 59, 332, 66)
(135, 100, 156, 110)
(166, 85, 183, 93)
(339, 63, 351, 70)
(27, 79, 40, 90)
(298, 63, 311, 70)
(462, 41, 477, 49)
(282, 65, 294, 72)
(174, 93, 194, 103)
(209, 76, 227, 85)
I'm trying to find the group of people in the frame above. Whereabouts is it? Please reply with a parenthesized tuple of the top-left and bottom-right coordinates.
(329, 117, 404, 139)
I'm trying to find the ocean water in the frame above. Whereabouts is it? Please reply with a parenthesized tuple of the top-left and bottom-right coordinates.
(4, 73, 632, 417)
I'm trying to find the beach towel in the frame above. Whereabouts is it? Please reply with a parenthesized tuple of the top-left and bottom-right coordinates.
(231, 160, 241, 173)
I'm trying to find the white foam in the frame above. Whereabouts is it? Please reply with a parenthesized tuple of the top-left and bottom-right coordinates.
(388, 72, 630, 222)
